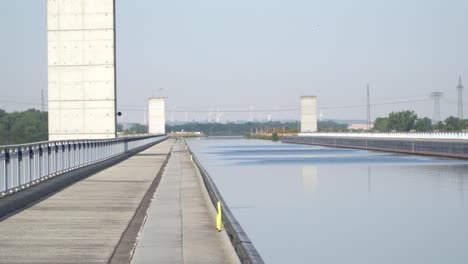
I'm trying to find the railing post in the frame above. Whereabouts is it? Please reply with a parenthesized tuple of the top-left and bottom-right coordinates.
(0, 149, 6, 192)
(10, 148, 19, 190)
(27, 147, 33, 184)
(20, 147, 27, 186)
(3, 149, 10, 191)
(39, 145, 45, 179)
(46, 144, 51, 177)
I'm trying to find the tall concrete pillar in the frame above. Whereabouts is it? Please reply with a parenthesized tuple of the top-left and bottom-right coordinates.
(148, 98, 166, 134)
(300, 96, 317, 133)
(47, 0, 116, 140)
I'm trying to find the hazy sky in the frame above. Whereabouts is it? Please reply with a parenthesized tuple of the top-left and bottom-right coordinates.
(1, 0, 467, 123)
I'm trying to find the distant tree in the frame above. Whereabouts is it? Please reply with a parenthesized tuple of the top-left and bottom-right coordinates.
(317, 120, 348, 132)
(125, 123, 148, 134)
(373, 117, 390, 131)
(116, 123, 124, 132)
(272, 133, 279, 141)
(444, 116, 463, 131)
(414, 117, 433, 132)
(0, 109, 48, 145)
(167, 121, 299, 136)
(433, 121, 445, 131)
(387, 111, 418, 131)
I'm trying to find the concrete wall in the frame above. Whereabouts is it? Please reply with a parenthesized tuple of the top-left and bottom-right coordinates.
(283, 135, 468, 159)
(300, 96, 317, 133)
(148, 98, 165, 134)
(47, 0, 116, 140)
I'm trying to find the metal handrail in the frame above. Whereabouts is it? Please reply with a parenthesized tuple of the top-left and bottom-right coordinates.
(0, 135, 167, 196)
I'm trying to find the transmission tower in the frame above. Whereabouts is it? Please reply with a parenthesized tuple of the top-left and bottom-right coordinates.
(457, 76, 464, 119)
(431, 91, 443, 124)
(367, 84, 371, 129)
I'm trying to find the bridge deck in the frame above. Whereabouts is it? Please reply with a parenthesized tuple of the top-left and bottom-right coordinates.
(0, 138, 239, 264)
(0, 140, 176, 263)
(131, 140, 239, 264)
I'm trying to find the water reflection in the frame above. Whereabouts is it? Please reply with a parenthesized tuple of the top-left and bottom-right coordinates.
(302, 166, 319, 195)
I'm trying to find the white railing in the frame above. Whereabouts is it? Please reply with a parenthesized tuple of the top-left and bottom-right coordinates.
(0, 135, 166, 196)
(298, 132, 468, 140)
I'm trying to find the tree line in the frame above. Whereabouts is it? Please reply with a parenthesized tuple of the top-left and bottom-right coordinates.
(2, 108, 468, 146)
(0, 109, 48, 145)
(372, 110, 468, 132)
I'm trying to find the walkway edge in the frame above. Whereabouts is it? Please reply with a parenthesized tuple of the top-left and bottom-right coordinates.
(0, 137, 167, 222)
(109, 141, 175, 264)
(184, 139, 265, 264)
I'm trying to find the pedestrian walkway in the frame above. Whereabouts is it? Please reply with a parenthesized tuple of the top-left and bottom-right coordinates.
(0, 139, 175, 264)
(131, 140, 239, 264)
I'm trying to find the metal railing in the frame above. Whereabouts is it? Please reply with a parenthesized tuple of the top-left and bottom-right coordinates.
(0, 135, 166, 196)
(298, 132, 468, 140)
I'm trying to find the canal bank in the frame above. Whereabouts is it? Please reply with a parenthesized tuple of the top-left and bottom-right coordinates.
(283, 135, 468, 159)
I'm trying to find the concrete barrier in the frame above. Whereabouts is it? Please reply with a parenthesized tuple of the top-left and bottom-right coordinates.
(283, 135, 468, 159)
(185, 140, 265, 264)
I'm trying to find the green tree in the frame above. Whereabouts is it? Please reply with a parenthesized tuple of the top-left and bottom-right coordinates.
(0, 109, 48, 145)
(317, 120, 348, 132)
(116, 123, 124, 132)
(125, 123, 148, 134)
(444, 116, 463, 131)
(272, 133, 279, 141)
(387, 111, 418, 131)
(414, 117, 433, 132)
(373, 117, 390, 131)
(433, 121, 445, 131)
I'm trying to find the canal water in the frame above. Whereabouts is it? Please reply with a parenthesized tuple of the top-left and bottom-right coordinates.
(186, 137, 468, 264)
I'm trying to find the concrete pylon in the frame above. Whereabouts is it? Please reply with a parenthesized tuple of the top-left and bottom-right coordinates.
(47, 0, 117, 140)
(148, 98, 166, 134)
(300, 96, 317, 133)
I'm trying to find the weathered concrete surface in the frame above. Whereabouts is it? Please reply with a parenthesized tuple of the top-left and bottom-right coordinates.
(131, 140, 240, 264)
(0, 139, 175, 264)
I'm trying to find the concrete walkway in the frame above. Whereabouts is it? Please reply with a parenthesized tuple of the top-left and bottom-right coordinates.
(0, 139, 174, 264)
(131, 140, 239, 264)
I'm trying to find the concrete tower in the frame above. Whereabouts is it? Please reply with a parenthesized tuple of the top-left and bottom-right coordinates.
(300, 96, 317, 133)
(47, 0, 117, 140)
(457, 76, 464, 119)
(148, 98, 166, 134)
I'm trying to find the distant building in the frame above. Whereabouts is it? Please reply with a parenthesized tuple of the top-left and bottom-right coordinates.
(300, 96, 317, 132)
(348, 123, 373, 130)
(148, 98, 166, 134)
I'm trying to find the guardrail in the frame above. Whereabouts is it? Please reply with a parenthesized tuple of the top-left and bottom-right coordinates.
(299, 132, 468, 140)
(183, 139, 264, 264)
(0, 135, 167, 196)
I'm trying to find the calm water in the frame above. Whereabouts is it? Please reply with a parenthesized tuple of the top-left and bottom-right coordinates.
(187, 137, 468, 264)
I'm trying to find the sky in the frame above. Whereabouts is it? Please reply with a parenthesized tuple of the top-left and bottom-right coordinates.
(1, 0, 468, 123)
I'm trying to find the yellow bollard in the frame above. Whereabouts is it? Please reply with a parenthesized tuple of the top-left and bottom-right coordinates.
(216, 201, 222, 232)
(190, 155, 193, 161)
